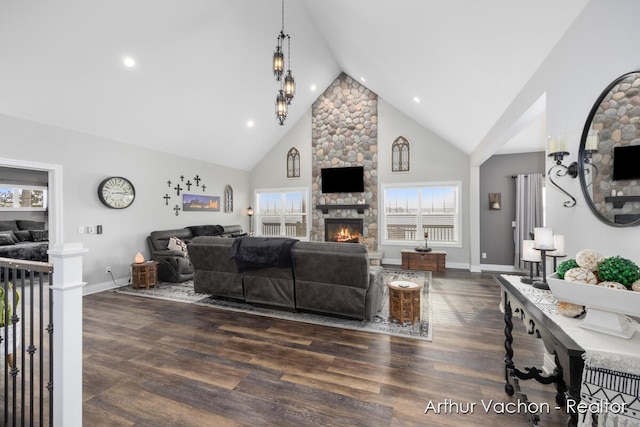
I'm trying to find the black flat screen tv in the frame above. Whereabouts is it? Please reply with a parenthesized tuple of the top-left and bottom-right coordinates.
(613, 145, 640, 181)
(321, 166, 364, 193)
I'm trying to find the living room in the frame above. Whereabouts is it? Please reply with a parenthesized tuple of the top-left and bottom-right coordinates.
(2, 1, 640, 425)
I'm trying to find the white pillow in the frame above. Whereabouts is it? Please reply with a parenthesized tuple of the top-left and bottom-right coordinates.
(167, 236, 189, 258)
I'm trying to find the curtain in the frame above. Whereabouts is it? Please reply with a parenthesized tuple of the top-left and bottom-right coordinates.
(514, 173, 543, 269)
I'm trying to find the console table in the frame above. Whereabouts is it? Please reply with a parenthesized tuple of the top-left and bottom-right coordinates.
(497, 275, 640, 427)
(401, 249, 446, 272)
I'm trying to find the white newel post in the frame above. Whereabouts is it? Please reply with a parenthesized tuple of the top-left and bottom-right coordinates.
(49, 243, 88, 427)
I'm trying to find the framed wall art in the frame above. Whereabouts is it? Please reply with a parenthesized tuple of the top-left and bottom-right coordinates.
(182, 193, 220, 211)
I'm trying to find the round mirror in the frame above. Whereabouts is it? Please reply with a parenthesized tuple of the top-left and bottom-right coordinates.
(578, 71, 640, 227)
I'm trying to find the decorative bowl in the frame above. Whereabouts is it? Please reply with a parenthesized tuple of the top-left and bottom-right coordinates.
(547, 273, 640, 338)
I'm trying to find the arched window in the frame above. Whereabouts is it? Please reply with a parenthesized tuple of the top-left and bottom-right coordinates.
(287, 147, 301, 178)
(391, 137, 410, 172)
(224, 185, 233, 212)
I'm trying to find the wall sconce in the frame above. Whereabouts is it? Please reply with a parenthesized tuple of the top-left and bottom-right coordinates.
(246, 206, 254, 235)
(581, 129, 600, 186)
(489, 193, 501, 210)
(547, 135, 578, 207)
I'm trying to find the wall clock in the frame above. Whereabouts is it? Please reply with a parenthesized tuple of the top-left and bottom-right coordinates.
(98, 176, 136, 209)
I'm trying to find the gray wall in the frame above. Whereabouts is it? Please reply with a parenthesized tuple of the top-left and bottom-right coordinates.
(0, 114, 250, 287)
(479, 152, 545, 267)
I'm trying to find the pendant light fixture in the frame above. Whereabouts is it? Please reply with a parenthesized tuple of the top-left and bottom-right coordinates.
(276, 89, 287, 125)
(272, 0, 295, 125)
(283, 36, 295, 104)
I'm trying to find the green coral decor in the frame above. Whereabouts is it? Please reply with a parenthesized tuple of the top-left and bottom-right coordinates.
(597, 256, 640, 288)
(0, 282, 20, 327)
(556, 259, 579, 279)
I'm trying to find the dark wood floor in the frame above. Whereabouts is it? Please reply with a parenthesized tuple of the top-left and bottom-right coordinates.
(82, 269, 569, 426)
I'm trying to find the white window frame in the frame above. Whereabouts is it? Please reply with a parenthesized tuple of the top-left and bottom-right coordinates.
(253, 187, 310, 240)
(0, 184, 48, 211)
(381, 181, 462, 248)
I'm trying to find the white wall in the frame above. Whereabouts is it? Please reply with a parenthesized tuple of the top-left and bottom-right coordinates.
(377, 99, 470, 266)
(249, 108, 312, 193)
(475, 0, 640, 264)
(0, 114, 250, 287)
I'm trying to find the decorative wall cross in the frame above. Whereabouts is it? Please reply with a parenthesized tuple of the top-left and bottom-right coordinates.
(180, 175, 184, 181)
(163, 194, 171, 205)
(173, 204, 181, 216)
(202, 184, 206, 192)
(174, 184, 182, 196)
(194, 175, 201, 186)
(167, 180, 172, 187)
(185, 180, 192, 191)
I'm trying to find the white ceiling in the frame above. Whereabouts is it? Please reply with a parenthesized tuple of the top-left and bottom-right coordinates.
(0, 0, 587, 170)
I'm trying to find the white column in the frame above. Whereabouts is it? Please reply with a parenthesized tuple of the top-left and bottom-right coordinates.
(49, 243, 88, 427)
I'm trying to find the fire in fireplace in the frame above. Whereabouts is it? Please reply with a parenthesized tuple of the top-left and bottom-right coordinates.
(325, 218, 363, 243)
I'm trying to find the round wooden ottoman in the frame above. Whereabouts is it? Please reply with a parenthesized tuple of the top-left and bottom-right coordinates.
(388, 280, 422, 326)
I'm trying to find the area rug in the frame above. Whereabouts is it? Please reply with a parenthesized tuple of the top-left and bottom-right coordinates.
(114, 268, 431, 341)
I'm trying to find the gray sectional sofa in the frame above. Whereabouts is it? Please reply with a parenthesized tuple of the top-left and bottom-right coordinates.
(0, 219, 49, 262)
(146, 224, 245, 283)
(188, 236, 385, 320)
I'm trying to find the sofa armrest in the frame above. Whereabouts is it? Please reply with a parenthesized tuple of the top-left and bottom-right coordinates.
(369, 265, 384, 286)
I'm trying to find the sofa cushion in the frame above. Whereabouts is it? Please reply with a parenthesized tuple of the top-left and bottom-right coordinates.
(0, 230, 18, 244)
(0, 234, 16, 246)
(168, 236, 189, 258)
(13, 230, 32, 242)
(187, 224, 224, 237)
(0, 220, 19, 232)
(30, 230, 49, 242)
(149, 228, 194, 252)
(17, 220, 46, 230)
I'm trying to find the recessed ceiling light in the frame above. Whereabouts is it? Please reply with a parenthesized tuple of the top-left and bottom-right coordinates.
(310, 84, 317, 91)
(360, 77, 366, 82)
(246, 120, 255, 128)
(413, 97, 420, 103)
(123, 57, 135, 68)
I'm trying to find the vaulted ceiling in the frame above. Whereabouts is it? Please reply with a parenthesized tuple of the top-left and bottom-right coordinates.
(0, 0, 588, 170)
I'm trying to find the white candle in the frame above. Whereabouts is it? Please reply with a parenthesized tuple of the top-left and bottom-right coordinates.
(557, 136, 567, 153)
(534, 227, 554, 249)
(548, 137, 558, 154)
(586, 130, 599, 151)
(522, 240, 541, 262)
(553, 235, 565, 256)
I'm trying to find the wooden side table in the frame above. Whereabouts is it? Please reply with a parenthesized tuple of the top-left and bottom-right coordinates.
(131, 261, 158, 289)
(388, 280, 422, 326)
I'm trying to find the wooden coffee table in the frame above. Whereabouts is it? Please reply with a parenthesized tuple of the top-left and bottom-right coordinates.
(388, 280, 422, 326)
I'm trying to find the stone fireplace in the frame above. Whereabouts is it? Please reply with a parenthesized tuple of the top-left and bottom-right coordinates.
(311, 73, 378, 247)
(325, 218, 363, 243)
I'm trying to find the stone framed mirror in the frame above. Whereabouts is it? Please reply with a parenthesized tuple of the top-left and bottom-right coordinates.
(578, 71, 640, 227)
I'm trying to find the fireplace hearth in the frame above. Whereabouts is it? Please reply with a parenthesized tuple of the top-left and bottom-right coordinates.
(325, 218, 363, 243)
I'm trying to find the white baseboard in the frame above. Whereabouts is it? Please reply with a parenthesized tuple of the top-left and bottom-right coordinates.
(383, 258, 402, 266)
(480, 264, 520, 273)
(83, 278, 129, 296)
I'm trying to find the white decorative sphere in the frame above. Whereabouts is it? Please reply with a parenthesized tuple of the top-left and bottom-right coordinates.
(575, 249, 605, 271)
(597, 281, 627, 290)
(564, 267, 598, 285)
(630, 280, 640, 292)
(557, 301, 585, 317)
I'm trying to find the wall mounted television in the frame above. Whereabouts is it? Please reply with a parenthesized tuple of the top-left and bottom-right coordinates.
(613, 145, 640, 181)
(321, 166, 365, 193)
